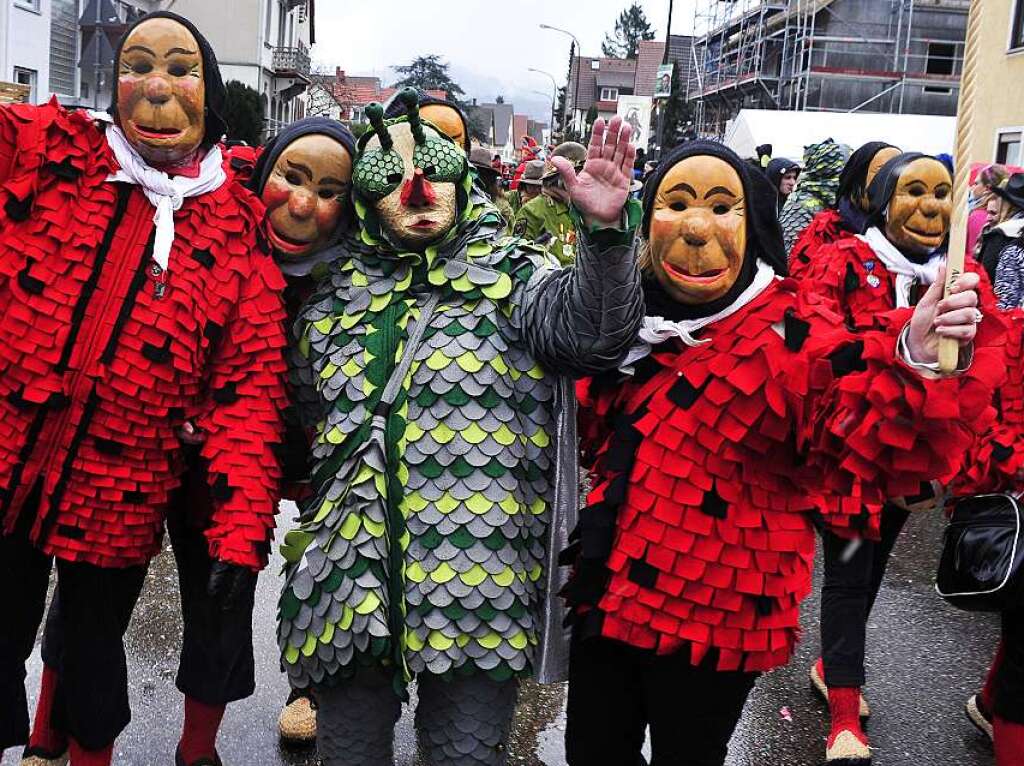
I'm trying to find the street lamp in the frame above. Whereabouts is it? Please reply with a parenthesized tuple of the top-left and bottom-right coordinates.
(540, 23, 582, 137)
(527, 68, 558, 135)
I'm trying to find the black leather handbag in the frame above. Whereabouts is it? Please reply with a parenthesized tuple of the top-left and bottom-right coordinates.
(935, 493, 1024, 613)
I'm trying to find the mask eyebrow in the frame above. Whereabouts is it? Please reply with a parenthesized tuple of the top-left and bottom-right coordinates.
(704, 186, 737, 199)
(285, 160, 314, 181)
(165, 47, 198, 57)
(123, 45, 156, 56)
(664, 182, 698, 197)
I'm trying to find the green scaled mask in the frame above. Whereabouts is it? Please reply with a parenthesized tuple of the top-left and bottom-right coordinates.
(351, 89, 469, 249)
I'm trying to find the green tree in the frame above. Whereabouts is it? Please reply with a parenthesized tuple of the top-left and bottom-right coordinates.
(602, 2, 657, 59)
(222, 80, 264, 145)
(465, 106, 492, 144)
(391, 55, 466, 105)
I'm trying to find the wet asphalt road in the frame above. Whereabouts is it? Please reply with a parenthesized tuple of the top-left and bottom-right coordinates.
(2, 505, 1001, 766)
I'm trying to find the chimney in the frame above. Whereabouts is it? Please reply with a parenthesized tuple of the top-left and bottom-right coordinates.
(336, 67, 344, 79)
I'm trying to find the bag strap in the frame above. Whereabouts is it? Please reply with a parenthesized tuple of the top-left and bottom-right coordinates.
(380, 290, 440, 407)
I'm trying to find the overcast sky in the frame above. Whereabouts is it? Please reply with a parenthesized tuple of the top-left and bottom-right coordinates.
(311, 0, 695, 121)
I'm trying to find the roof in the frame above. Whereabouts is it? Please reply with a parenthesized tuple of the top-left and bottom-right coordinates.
(724, 108, 956, 160)
(634, 40, 666, 97)
(596, 71, 636, 89)
(569, 56, 637, 112)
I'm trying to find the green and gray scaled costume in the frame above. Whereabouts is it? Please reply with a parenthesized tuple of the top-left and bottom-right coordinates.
(277, 104, 643, 710)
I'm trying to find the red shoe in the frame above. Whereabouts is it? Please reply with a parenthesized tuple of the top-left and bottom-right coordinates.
(811, 658, 871, 720)
(825, 687, 871, 765)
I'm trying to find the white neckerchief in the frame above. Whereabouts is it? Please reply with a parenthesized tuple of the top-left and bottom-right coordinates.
(103, 124, 226, 271)
(621, 259, 778, 371)
(857, 226, 943, 308)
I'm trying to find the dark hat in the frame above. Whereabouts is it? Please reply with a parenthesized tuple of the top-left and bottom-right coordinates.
(837, 141, 898, 203)
(542, 141, 587, 180)
(519, 160, 546, 187)
(642, 139, 788, 276)
(995, 173, 1024, 210)
(469, 146, 500, 183)
(765, 157, 801, 190)
(108, 11, 228, 149)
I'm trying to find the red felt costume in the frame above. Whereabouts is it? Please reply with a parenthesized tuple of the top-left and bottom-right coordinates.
(788, 208, 846, 280)
(0, 100, 288, 570)
(568, 277, 1001, 673)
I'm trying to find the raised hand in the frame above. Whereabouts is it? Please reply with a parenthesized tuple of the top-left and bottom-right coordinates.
(907, 267, 981, 365)
(551, 116, 636, 229)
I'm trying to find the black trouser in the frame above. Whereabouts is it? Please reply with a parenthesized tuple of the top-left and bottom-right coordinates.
(818, 503, 910, 688)
(0, 530, 147, 751)
(995, 610, 1024, 724)
(42, 471, 259, 707)
(166, 498, 257, 705)
(565, 633, 759, 766)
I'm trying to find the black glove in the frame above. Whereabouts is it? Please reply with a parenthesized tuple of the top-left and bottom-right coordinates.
(206, 560, 258, 612)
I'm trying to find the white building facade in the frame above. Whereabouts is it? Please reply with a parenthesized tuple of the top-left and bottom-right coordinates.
(3, 0, 313, 133)
(1, 0, 54, 103)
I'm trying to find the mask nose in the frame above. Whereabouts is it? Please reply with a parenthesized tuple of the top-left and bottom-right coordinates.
(681, 214, 711, 247)
(288, 188, 316, 220)
(920, 196, 942, 217)
(144, 76, 172, 105)
(401, 169, 437, 208)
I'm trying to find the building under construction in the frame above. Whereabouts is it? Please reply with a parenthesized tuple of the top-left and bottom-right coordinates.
(685, 0, 970, 136)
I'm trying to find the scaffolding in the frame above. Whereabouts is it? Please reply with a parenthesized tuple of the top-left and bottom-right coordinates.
(685, 0, 970, 137)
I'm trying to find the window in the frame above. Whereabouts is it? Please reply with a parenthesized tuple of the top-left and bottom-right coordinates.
(14, 67, 37, 102)
(49, 0, 79, 99)
(264, 0, 274, 43)
(997, 130, 1022, 166)
(591, 61, 600, 70)
(13, 0, 40, 12)
(350, 106, 365, 122)
(278, 0, 288, 46)
(600, 87, 619, 101)
(924, 42, 955, 94)
(1013, 0, 1024, 50)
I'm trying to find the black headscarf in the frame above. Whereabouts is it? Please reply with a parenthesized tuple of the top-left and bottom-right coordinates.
(108, 11, 228, 148)
(865, 151, 941, 263)
(384, 88, 472, 154)
(249, 117, 356, 197)
(641, 141, 787, 320)
(835, 141, 897, 233)
(246, 117, 357, 276)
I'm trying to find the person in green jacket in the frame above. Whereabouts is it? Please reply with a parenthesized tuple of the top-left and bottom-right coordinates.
(506, 159, 544, 214)
(513, 142, 587, 265)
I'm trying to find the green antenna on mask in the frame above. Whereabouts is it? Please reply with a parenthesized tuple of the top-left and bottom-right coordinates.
(365, 102, 392, 151)
(398, 88, 427, 145)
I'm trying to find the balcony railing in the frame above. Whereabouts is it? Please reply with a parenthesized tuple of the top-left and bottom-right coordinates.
(272, 43, 311, 79)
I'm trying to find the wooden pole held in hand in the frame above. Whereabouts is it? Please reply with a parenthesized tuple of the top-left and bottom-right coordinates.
(939, 0, 985, 372)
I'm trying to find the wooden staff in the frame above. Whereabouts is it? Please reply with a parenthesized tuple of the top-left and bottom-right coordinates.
(939, 0, 984, 372)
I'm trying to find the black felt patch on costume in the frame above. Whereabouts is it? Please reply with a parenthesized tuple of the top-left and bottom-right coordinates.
(213, 382, 239, 405)
(142, 337, 172, 364)
(122, 490, 147, 504)
(17, 265, 44, 295)
(783, 308, 811, 352)
(43, 158, 81, 181)
(190, 248, 215, 269)
(755, 595, 774, 617)
(628, 557, 659, 589)
(5, 193, 32, 221)
(210, 473, 235, 502)
(667, 375, 709, 410)
(828, 341, 867, 377)
(993, 442, 1013, 463)
(700, 483, 729, 519)
(57, 524, 85, 540)
(204, 320, 224, 344)
(94, 437, 125, 456)
(843, 262, 859, 294)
